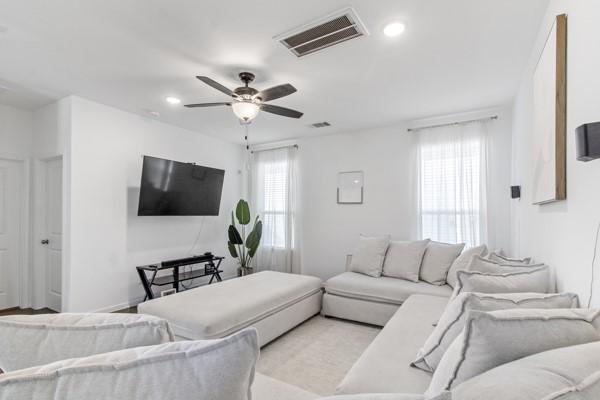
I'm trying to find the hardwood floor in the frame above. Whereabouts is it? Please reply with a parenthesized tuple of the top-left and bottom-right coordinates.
(0, 307, 57, 316)
(0, 306, 137, 316)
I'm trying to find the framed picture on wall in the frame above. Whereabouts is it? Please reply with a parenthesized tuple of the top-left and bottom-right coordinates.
(337, 171, 364, 204)
(531, 14, 567, 205)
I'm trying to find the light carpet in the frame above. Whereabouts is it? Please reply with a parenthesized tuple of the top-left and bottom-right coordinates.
(257, 315, 381, 396)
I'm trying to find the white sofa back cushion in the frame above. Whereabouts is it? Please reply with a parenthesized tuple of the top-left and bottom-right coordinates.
(0, 328, 259, 400)
(420, 242, 465, 285)
(446, 245, 487, 288)
(382, 239, 430, 282)
(467, 255, 543, 274)
(427, 309, 600, 397)
(350, 235, 390, 277)
(0, 313, 174, 372)
(412, 292, 579, 372)
(454, 266, 552, 296)
(487, 252, 531, 266)
(452, 341, 600, 400)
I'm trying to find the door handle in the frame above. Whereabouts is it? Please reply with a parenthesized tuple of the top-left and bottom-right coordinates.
(41, 239, 49, 245)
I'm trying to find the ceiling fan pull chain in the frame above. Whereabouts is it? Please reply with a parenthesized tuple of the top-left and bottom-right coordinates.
(244, 122, 250, 150)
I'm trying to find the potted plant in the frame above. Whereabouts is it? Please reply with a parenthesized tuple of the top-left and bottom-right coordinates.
(228, 199, 262, 276)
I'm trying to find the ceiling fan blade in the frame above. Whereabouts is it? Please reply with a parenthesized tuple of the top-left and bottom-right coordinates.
(184, 102, 231, 108)
(257, 84, 297, 102)
(261, 104, 303, 119)
(196, 76, 234, 97)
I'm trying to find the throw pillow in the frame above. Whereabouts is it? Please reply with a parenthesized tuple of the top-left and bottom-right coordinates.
(382, 239, 430, 282)
(0, 313, 174, 372)
(412, 292, 579, 372)
(426, 308, 600, 397)
(350, 235, 391, 277)
(0, 328, 259, 400)
(466, 255, 545, 274)
(488, 252, 531, 266)
(452, 341, 600, 400)
(453, 266, 552, 296)
(446, 245, 488, 288)
(420, 242, 465, 285)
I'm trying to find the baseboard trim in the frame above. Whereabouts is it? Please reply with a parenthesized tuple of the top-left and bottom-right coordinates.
(90, 273, 238, 313)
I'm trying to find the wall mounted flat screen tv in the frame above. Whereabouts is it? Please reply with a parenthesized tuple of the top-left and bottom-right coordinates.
(138, 156, 225, 216)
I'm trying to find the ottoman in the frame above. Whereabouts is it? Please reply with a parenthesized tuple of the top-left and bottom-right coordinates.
(138, 271, 323, 347)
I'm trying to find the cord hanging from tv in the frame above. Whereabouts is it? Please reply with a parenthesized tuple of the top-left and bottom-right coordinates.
(137, 155, 225, 216)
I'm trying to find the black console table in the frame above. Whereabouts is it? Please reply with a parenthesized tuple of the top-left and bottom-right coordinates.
(136, 254, 224, 300)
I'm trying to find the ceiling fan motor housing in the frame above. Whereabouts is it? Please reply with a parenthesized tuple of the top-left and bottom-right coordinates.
(238, 71, 255, 85)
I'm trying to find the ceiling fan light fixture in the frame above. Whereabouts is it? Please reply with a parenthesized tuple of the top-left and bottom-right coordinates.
(232, 100, 260, 122)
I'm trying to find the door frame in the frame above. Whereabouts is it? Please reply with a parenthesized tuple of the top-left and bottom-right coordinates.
(0, 156, 29, 310)
(32, 155, 63, 310)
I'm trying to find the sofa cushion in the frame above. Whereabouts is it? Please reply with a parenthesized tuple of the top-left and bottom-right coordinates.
(420, 242, 465, 285)
(412, 292, 579, 372)
(487, 252, 531, 266)
(446, 245, 487, 288)
(337, 295, 449, 395)
(350, 235, 391, 277)
(467, 255, 544, 274)
(427, 308, 600, 397)
(325, 272, 453, 306)
(454, 267, 552, 296)
(452, 341, 600, 400)
(0, 313, 173, 372)
(0, 328, 259, 400)
(382, 239, 430, 282)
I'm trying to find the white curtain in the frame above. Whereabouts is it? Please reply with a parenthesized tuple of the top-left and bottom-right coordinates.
(417, 121, 489, 248)
(250, 146, 300, 273)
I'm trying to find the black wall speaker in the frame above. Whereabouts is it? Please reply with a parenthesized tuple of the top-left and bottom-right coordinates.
(576, 122, 600, 162)
(511, 186, 521, 199)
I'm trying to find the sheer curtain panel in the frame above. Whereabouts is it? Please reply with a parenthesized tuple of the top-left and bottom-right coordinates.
(417, 121, 489, 248)
(251, 146, 300, 273)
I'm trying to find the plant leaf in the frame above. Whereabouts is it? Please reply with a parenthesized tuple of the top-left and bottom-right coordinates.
(236, 199, 251, 225)
(247, 220, 262, 257)
(227, 241, 238, 258)
(228, 225, 243, 245)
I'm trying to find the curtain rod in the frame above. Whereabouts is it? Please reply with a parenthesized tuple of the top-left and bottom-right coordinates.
(407, 115, 498, 132)
(250, 144, 298, 154)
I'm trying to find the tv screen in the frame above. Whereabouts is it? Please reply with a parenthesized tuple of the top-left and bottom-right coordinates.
(137, 156, 225, 216)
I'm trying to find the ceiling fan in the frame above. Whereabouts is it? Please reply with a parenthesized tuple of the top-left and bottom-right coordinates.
(185, 72, 303, 123)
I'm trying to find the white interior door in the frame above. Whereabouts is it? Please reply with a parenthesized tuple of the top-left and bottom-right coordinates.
(0, 159, 23, 310)
(43, 158, 62, 312)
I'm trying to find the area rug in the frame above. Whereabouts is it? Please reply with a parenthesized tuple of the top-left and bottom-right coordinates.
(257, 315, 381, 396)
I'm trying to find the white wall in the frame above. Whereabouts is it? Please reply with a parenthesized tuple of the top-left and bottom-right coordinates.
(511, 1, 600, 304)
(0, 104, 33, 159)
(66, 97, 244, 312)
(299, 108, 513, 281)
(299, 125, 416, 280)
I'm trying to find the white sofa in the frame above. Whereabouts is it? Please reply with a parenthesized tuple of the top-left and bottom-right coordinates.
(337, 294, 448, 394)
(322, 256, 453, 326)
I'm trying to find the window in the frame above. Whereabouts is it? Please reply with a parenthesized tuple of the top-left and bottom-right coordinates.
(418, 121, 488, 248)
(261, 158, 289, 248)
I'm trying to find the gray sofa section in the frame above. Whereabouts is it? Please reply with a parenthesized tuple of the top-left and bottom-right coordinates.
(323, 272, 452, 326)
(336, 295, 449, 395)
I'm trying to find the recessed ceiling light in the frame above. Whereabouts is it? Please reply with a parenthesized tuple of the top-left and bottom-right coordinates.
(383, 22, 405, 38)
(166, 96, 181, 105)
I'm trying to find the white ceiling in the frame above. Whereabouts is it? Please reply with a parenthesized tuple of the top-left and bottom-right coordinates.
(0, 0, 548, 144)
